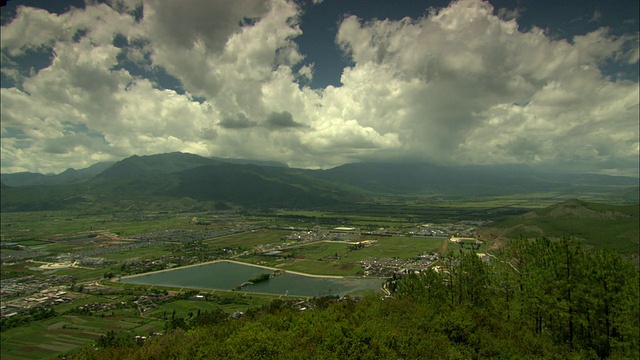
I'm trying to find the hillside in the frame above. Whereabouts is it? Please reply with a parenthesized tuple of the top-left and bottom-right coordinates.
(162, 164, 339, 208)
(0, 161, 344, 212)
(96, 152, 221, 179)
(477, 199, 640, 255)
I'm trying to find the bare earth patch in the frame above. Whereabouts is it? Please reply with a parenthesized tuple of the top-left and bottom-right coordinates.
(47, 321, 69, 331)
(339, 263, 354, 271)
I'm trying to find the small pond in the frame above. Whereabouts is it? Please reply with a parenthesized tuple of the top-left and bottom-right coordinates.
(117, 261, 384, 297)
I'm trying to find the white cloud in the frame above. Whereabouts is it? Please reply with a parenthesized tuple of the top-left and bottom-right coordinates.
(496, 7, 521, 21)
(0, 0, 638, 176)
(1, 3, 142, 56)
(141, 0, 296, 101)
(332, 0, 638, 174)
(1, 6, 68, 56)
(573, 28, 638, 65)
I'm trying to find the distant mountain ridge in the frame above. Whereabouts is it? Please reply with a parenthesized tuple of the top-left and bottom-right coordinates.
(0, 161, 114, 187)
(209, 156, 287, 168)
(96, 152, 221, 179)
(1, 153, 288, 186)
(1, 152, 638, 212)
(320, 162, 639, 196)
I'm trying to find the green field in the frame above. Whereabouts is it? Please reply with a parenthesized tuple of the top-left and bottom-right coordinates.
(1, 312, 154, 360)
(0, 288, 278, 360)
(0, 211, 227, 243)
(203, 229, 291, 248)
(237, 236, 446, 276)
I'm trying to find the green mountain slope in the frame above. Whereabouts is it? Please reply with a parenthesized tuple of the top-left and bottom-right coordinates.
(164, 164, 339, 208)
(478, 199, 639, 254)
(96, 152, 221, 179)
(0, 162, 343, 212)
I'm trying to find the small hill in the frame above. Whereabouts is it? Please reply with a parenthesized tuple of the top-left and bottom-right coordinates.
(478, 199, 639, 255)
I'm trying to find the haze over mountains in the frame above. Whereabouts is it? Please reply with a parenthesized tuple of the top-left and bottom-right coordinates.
(1, 152, 638, 212)
(1, 162, 115, 187)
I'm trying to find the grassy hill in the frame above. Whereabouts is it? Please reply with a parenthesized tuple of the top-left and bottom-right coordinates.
(478, 199, 639, 255)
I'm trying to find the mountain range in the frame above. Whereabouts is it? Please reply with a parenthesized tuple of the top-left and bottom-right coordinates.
(0, 161, 114, 187)
(1, 152, 638, 212)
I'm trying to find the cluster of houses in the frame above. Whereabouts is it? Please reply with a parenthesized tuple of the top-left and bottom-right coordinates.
(1, 274, 74, 299)
(286, 229, 360, 243)
(74, 301, 117, 314)
(134, 293, 173, 313)
(2, 286, 72, 319)
(359, 254, 440, 277)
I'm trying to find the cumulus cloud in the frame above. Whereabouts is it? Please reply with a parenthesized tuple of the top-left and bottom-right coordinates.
(496, 7, 521, 21)
(265, 111, 304, 129)
(219, 113, 257, 129)
(333, 0, 638, 172)
(141, 0, 299, 100)
(0, 0, 638, 176)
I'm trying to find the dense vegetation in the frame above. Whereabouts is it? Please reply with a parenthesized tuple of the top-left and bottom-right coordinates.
(247, 273, 272, 283)
(70, 238, 638, 359)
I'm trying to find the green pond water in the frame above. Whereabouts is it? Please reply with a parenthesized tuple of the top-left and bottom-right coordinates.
(117, 261, 384, 297)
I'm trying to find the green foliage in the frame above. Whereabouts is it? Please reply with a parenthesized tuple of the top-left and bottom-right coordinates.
(496, 238, 639, 357)
(247, 273, 271, 283)
(0, 306, 56, 332)
(96, 330, 136, 349)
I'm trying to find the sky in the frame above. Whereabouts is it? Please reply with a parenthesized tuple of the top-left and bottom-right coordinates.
(1, 0, 638, 176)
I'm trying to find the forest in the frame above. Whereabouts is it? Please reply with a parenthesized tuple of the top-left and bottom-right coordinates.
(68, 238, 639, 359)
